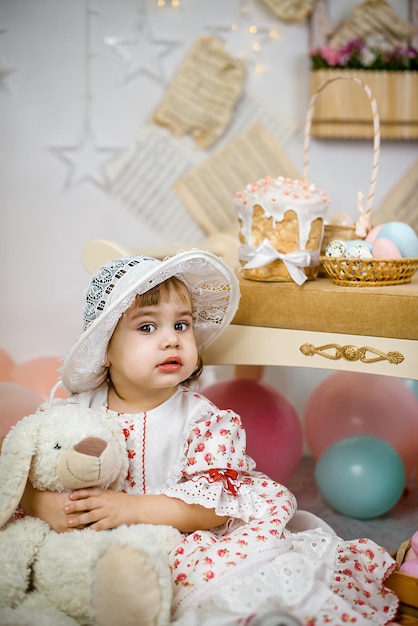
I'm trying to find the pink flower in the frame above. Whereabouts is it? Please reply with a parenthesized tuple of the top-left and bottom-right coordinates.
(319, 46, 340, 67)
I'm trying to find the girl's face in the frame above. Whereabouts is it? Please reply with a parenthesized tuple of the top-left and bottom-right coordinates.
(106, 280, 198, 407)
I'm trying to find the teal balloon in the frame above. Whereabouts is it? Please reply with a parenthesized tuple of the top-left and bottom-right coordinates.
(315, 435, 406, 519)
(404, 378, 418, 400)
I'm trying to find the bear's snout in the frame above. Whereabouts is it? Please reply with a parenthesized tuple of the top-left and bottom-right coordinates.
(74, 437, 108, 457)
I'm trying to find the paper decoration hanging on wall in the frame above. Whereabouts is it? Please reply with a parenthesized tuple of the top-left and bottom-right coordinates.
(153, 37, 246, 148)
(372, 159, 418, 232)
(174, 122, 300, 235)
(257, 0, 314, 22)
(328, 0, 413, 49)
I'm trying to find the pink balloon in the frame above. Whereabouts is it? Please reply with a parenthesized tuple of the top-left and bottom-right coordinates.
(0, 381, 44, 440)
(0, 347, 15, 381)
(202, 378, 303, 483)
(304, 372, 418, 476)
(10, 356, 68, 400)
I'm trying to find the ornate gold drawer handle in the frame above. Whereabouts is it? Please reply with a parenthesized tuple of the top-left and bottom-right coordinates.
(299, 343, 404, 365)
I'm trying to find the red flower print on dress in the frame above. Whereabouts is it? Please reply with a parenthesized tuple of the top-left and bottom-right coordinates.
(204, 570, 215, 581)
(123, 428, 130, 439)
(195, 443, 205, 453)
(219, 429, 230, 437)
(217, 548, 229, 557)
(127, 449, 136, 459)
(175, 573, 190, 587)
(204, 452, 213, 464)
(204, 430, 213, 439)
(193, 427, 201, 436)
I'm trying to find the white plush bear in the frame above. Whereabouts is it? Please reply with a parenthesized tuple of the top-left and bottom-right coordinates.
(0, 404, 182, 626)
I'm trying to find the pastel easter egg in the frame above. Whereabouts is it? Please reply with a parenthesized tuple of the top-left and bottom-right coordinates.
(325, 240, 347, 257)
(372, 237, 402, 259)
(346, 243, 373, 259)
(346, 239, 373, 252)
(399, 559, 418, 576)
(376, 222, 418, 258)
(365, 224, 383, 245)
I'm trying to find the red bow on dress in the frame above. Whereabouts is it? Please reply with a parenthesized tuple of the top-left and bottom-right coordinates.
(207, 468, 240, 497)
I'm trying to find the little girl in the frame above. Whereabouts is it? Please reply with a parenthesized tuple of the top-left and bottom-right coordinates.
(21, 250, 399, 626)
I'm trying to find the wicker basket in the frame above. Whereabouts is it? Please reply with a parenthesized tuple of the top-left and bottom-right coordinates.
(320, 256, 418, 287)
(304, 75, 381, 278)
(386, 539, 418, 625)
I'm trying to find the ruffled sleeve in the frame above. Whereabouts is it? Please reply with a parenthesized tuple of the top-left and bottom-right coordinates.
(163, 392, 296, 524)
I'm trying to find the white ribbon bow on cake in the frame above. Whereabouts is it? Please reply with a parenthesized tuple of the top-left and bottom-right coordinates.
(240, 239, 317, 286)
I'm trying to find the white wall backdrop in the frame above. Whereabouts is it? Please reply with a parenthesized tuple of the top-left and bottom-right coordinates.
(0, 0, 416, 416)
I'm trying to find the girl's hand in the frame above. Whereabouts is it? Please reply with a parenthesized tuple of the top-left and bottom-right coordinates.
(65, 488, 135, 531)
(20, 481, 76, 533)
(65, 489, 228, 532)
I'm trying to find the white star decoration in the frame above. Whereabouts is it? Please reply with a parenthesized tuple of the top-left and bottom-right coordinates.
(52, 122, 120, 190)
(104, 17, 180, 84)
(210, 0, 279, 72)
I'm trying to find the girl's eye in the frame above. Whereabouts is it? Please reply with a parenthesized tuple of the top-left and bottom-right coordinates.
(175, 321, 188, 332)
(139, 323, 156, 333)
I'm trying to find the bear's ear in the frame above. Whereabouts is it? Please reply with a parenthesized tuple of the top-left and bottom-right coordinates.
(0, 414, 37, 526)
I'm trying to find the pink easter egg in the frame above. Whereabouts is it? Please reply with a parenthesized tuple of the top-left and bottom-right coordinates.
(399, 559, 418, 576)
(372, 238, 402, 259)
(365, 224, 383, 245)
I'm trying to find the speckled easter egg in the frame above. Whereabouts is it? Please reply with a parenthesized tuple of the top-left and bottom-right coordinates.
(346, 239, 373, 252)
(346, 243, 373, 259)
(372, 238, 402, 259)
(376, 222, 418, 258)
(325, 240, 347, 257)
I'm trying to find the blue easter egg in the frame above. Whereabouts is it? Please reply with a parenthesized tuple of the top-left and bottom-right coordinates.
(376, 222, 418, 258)
(346, 239, 373, 251)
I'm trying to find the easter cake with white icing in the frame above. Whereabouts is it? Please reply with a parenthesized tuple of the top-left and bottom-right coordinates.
(235, 175, 329, 283)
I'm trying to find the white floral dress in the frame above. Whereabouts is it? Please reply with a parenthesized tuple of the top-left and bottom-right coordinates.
(72, 384, 398, 625)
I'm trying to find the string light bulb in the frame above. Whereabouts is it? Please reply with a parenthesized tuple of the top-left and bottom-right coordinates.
(156, 0, 181, 5)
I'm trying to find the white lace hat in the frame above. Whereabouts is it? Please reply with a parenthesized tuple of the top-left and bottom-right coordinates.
(61, 250, 240, 394)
